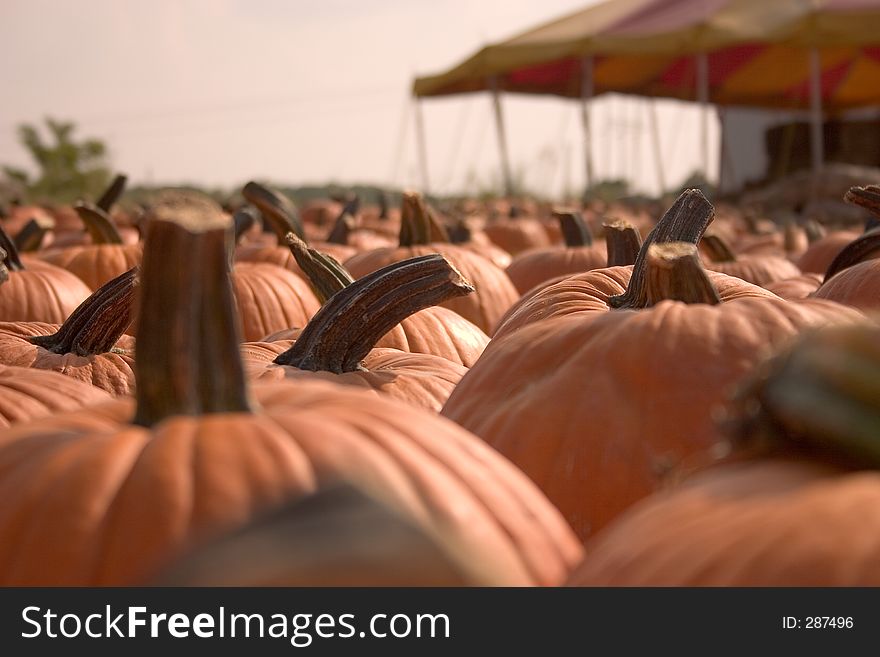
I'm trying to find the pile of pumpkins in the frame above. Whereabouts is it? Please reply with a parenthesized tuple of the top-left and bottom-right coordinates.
(0, 172, 879, 586)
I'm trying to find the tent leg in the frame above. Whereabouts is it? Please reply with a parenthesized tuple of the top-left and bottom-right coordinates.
(580, 55, 595, 195)
(414, 97, 431, 195)
(696, 52, 710, 182)
(647, 99, 666, 195)
(809, 48, 825, 191)
(490, 76, 515, 197)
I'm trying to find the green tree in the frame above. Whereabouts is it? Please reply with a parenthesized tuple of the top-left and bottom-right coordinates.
(2, 118, 110, 203)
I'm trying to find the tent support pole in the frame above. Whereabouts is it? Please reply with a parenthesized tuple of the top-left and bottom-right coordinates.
(696, 52, 710, 182)
(414, 97, 431, 194)
(580, 55, 595, 194)
(489, 76, 514, 197)
(647, 99, 666, 195)
(809, 47, 825, 189)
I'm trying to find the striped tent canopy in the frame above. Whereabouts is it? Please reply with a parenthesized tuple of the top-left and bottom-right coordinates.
(413, 0, 880, 112)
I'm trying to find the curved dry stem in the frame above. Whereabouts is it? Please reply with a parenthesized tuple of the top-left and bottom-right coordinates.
(96, 174, 128, 212)
(242, 181, 305, 240)
(133, 192, 250, 427)
(823, 230, 880, 281)
(399, 192, 448, 246)
(0, 223, 24, 271)
(274, 254, 474, 373)
(30, 266, 138, 356)
(701, 232, 737, 262)
(285, 232, 354, 304)
(603, 220, 642, 267)
(233, 206, 258, 243)
(13, 216, 54, 252)
(74, 202, 124, 245)
(554, 210, 592, 247)
(609, 189, 715, 309)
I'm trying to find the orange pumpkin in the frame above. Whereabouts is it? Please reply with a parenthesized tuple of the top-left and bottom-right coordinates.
(232, 262, 320, 342)
(569, 324, 880, 586)
(0, 191, 582, 586)
(505, 211, 607, 294)
(0, 364, 112, 428)
(0, 267, 137, 395)
(0, 226, 92, 322)
(443, 190, 863, 541)
(700, 232, 801, 286)
(244, 255, 474, 412)
(346, 192, 519, 334)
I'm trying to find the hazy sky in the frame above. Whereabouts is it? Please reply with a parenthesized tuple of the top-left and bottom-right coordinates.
(1, 0, 719, 197)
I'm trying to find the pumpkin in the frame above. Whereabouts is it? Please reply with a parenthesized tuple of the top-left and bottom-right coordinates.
(0, 225, 92, 323)
(700, 232, 801, 286)
(764, 272, 823, 299)
(442, 190, 863, 541)
(244, 255, 473, 412)
(38, 203, 142, 289)
(483, 213, 552, 255)
(505, 210, 607, 294)
(0, 364, 113, 429)
(796, 231, 860, 274)
(157, 485, 472, 586)
(569, 324, 880, 586)
(232, 262, 320, 342)
(260, 234, 489, 368)
(346, 192, 519, 334)
(0, 267, 137, 395)
(0, 191, 582, 586)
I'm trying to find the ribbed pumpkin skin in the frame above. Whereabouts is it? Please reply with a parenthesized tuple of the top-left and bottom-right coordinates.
(0, 322, 135, 395)
(796, 232, 860, 273)
(493, 266, 776, 342)
(261, 306, 489, 368)
(506, 245, 607, 294)
(243, 345, 467, 412)
(814, 259, 880, 312)
(0, 364, 112, 428)
(765, 272, 823, 299)
(706, 256, 801, 287)
(484, 220, 552, 255)
(0, 260, 92, 323)
(232, 263, 320, 342)
(443, 283, 862, 540)
(0, 380, 582, 586)
(38, 244, 143, 290)
(569, 460, 880, 586)
(346, 246, 519, 334)
(235, 243, 357, 278)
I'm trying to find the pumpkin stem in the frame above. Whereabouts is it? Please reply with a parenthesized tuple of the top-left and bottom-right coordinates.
(133, 191, 251, 427)
(554, 210, 592, 247)
(378, 190, 389, 219)
(609, 189, 715, 309)
(285, 232, 354, 304)
(74, 202, 124, 245)
(29, 266, 139, 356)
(823, 230, 880, 281)
(803, 218, 826, 243)
(273, 254, 474, 373)
(326, 203, 356, 245)
(242, 181, 306, 241)
(232, 206, 258, 243)
(398, 192, 448, 246)
(0, 223, 25, 271)
(96, 173, 128, 212)
(783, 221, 801, 253)
(845, 184, 880, 219)
(643, 243, 721, 306)
(0, 248, 9, 284)
(701, 232, 737, 262)
(604, 220, 642, 266)
(725, 325, 880, 468)
(13, 216, 54, 252)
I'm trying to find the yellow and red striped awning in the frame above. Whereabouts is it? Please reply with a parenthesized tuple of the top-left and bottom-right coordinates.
(413, 0, 880, 112)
